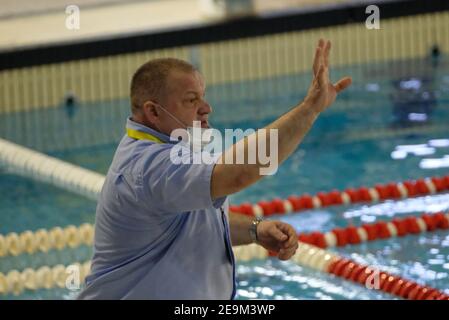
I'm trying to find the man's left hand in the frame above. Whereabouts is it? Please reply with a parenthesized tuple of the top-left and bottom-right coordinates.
(256, 220, 298, 260)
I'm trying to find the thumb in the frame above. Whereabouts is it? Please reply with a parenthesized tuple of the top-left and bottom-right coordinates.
(334, 76, 352, 93)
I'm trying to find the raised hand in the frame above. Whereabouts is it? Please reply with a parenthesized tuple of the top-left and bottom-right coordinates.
(305, 39, 352, 113)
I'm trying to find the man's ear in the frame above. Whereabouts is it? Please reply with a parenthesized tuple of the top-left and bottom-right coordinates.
(142, 101, 159, 122)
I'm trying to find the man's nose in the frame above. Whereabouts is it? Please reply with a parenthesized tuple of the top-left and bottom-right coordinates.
(199, 100, 212, 114)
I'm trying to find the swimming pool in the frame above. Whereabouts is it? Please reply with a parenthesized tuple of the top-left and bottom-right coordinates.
(1, 54, 449, 299)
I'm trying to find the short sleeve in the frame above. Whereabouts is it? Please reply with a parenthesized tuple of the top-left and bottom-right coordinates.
(136, 144, 226, 213)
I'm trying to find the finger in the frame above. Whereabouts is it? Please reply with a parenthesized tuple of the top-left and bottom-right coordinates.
(278, 247, 297, 260)
(275, 221, 293, 233)
(318, 38, 325, 49)
(283, 234, 299, 249)
(334, 76, 352, 93)
(312, 46, 321, 76)
(269, 225, 288, 242)
(282, 236, 298, 251)
(323, 40, 331, 68)
(317, 64, 326, 86)
(277, 224, 298, 248)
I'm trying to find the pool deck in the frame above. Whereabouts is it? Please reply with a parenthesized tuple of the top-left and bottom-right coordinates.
(0, 0, 349, 52)
(0, 0, 203, 51)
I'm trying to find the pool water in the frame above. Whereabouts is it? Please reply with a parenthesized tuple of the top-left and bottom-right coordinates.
(1, 55, 449, 299)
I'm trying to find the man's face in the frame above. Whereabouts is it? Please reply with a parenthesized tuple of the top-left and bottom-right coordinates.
(157, 70, 212, 135)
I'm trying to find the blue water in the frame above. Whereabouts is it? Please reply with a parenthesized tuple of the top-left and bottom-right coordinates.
(1, 55, 449, 299)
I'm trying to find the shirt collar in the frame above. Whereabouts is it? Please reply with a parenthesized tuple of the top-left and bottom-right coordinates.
(126, 117, 176, 144)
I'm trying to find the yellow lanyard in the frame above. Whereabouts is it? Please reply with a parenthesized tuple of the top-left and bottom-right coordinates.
(126, 128, 164, 144)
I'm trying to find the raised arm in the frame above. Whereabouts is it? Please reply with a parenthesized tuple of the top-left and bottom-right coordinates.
(211, 39, 352, 199)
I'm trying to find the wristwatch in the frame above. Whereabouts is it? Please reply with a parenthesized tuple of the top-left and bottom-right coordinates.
(249, 217, 263, 243)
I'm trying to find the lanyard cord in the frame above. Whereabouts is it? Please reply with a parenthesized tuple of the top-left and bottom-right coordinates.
(126, 128, 164, 144)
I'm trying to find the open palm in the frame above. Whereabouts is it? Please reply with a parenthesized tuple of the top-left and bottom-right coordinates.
(305, 39, 352, 113)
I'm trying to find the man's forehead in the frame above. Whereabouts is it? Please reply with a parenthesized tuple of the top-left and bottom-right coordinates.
(167, 70, 205, 93)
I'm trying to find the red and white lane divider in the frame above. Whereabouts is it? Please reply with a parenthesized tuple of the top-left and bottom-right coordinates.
(230, 176, 449, 217)
(297, 211, 449, 248)
(321, 247, 449, 300)
(233, 242, 449, 300)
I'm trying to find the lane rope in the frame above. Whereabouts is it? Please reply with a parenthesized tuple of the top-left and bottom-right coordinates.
(1, 212, 448, 257)
(0, 261, 91, 296)
(230, 176, 449, 217)
(297, 211, 449, 248)
(0, 138, 104, 201)
(0, 224, 94, 257)
(2, 243, 448, 299)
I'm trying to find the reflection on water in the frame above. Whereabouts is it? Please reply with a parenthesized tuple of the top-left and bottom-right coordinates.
(370, 45, 443, 128)
(235, 259, 397, 300)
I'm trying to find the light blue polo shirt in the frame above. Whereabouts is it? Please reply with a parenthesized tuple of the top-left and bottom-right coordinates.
(77, 118, 235, 300)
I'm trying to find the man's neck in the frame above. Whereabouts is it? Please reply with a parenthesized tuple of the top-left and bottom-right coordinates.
(131, 114, 158, 132)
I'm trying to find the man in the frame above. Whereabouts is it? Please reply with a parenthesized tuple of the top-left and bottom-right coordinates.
(78, 39, 351, 299)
